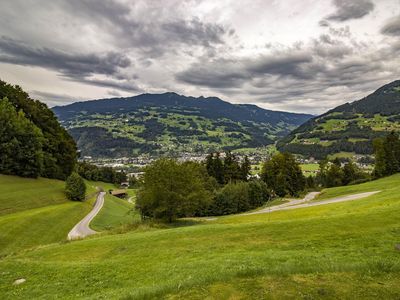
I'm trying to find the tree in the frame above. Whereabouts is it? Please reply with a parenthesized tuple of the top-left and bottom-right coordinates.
(136, 159, 213, 222)
(373, 132, 400, 178)
(128, 175, 137, 188)
(65, 172, 86, 201)
(0, 80, 77, 179)
(261, 152, 305, 197)
(325, 163, 344, 187)
(223, 151, 241, 184)
(0, 97, 44, 178)
(240, 156, 251, 181)
(383, 132, 400, 175)
(205, 152, 224, 184)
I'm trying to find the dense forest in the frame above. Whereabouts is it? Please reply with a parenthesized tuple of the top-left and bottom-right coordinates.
(0, 81, 77, 179)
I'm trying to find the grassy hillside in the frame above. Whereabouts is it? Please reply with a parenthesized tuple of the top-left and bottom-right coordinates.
(53, 93, 312, 157)
(0, 175, 68, 216)
(0, 175, 98, 257)
(278, 80, 400, 158)
(1, 175, 399, 299)
(91, 193, 139, 231)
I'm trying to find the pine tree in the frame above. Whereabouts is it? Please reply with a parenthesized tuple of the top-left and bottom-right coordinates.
(240, 156, 251, 181)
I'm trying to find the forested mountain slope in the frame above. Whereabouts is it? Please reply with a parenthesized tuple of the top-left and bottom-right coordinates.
(53, 93, 312, 157)
(278, 80, 400, 158)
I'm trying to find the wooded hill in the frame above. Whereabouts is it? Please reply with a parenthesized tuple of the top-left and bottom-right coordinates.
(53, 93, 312, 157)
(0, 81, 77, 179)
(277, 80, 400, 158)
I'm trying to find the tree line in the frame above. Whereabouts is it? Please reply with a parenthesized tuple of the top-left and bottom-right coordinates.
(0, 81, 77, 180)
(136, 151, 306, 222)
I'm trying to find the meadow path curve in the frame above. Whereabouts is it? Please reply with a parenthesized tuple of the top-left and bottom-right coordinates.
(67, 192, 106, 240)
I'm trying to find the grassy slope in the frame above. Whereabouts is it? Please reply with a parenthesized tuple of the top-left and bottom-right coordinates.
(1, 175, 399, 299)
(0, 175, 67, 216)
(90, 193, 139, 231)
(0, 175, 97, 257)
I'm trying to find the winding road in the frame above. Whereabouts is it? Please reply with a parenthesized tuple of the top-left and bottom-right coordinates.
(244, 191, 380, 216)
(67, 192, 106, 240)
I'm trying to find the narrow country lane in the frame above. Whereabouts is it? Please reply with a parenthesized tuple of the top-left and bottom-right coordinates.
(67, 192, 106, 240)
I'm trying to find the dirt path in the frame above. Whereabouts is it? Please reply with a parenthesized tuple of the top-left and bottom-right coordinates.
(67, 192, 106, 240)
(244, 191, 380, 216)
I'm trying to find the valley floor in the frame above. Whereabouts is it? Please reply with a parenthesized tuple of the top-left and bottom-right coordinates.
(1, 175, 400, 299)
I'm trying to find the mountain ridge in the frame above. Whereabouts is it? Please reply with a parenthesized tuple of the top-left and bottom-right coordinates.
(277, 80, 400, 159)
(53, 92, 313, 158)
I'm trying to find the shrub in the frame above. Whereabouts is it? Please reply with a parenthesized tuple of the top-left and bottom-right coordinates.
(65, 172, 86, 201)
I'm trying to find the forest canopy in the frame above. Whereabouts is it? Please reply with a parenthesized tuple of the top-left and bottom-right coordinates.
(0, 80, 77, 179)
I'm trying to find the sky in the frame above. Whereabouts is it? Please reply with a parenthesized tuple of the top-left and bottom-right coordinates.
(0, 0, 399, 114)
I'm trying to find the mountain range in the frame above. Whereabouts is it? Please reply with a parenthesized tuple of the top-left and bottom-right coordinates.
(53, 93, 312, 158)
(277, 80, 400, 159)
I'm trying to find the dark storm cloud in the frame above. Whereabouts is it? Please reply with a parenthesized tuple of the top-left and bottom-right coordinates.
(0, 36, 139, 91)
(61, 0, 229, 56)
(381, 15, 400, 36)
(176, 30, 400, 113)
(177, 46, 332, 88)
(0, 36, 131, 76)
(322, 0, 374, 24)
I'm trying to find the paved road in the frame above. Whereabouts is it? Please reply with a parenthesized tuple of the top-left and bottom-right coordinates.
(67, 192, 106, 240)
(244, 191, 380, 216)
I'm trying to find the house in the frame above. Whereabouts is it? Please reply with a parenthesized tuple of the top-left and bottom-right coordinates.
(110, 189, 128, 199)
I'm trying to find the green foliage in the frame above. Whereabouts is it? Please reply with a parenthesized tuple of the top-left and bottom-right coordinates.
(373, 132, 400, 178)
(65, 172, 86, 201)
(261, 152, 305, 197)
(0, 98, 44, 178)
(205, 151, 250, 184)
(136, 159, 213, 222)
(76, 162, 126, 184)
(316, 159, 369, 188)
(0, 80, 77, 179)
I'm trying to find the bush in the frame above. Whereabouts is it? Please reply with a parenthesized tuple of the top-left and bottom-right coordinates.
(206, 180, 270, 216)
(65, 172, 86, 201)
(261, 152, 305, 197)
(136, 159, 214, 222)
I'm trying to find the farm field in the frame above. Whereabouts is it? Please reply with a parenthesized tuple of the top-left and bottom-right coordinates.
(0, 174, 399, 299)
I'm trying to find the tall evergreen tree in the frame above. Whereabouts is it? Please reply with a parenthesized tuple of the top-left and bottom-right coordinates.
(240, 155, 251, 181)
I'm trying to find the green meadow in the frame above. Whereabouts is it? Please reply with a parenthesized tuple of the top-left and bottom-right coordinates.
(0, 174, 399, 299)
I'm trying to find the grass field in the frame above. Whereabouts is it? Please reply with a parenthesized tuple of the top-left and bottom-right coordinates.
(0, 175, 68, 216)
(90, 193, 139, 231)
(0, 175, 98, 257)
(0, 174, 399, 299)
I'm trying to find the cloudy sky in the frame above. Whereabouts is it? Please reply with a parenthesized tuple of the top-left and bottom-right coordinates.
(0, 0, 399, 114)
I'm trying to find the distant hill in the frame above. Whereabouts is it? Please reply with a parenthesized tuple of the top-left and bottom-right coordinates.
(277, 80, 400, 159)
(53, 93, 312, 158)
